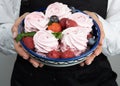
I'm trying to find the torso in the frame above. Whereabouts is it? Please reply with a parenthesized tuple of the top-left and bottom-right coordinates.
(20, 0, 108, 18)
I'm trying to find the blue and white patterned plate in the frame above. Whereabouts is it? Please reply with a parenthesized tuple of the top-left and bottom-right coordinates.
(18, 12, 100, 67)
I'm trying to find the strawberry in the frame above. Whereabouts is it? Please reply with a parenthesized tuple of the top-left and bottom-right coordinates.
(47, 50, 61, 59)
(87, 33, 93, 39)
(60, 18, 78, 29)
(66, 19, 78, 28)
(61, 49, 75, 58)
(22, 37, 34, 50)
(59, 18, 68, 29)
(48, 23, 62, 32)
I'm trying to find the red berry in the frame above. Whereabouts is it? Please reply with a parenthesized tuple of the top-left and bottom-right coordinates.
(48, 23, 62, 32)
(61, 49, 75, 58)
(59, 18, 68, 29)
(22, 37, 34, 50)
(87, 33, 93, 39)
(47, 50, 61, 59)
(66, 19, 78, 28)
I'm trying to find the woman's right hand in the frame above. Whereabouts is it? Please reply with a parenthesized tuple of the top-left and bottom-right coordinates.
(11, 13, 44, 68)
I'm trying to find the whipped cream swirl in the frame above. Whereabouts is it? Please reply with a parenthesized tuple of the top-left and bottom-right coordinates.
(33, 30, 59, 53)
(61, 26, 92, 55)
(69, 12, 93, 28)
(45, 2, 72, 19)
(24, 12, 49, 32)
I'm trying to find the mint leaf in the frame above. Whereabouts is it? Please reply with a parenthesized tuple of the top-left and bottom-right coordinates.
(16, 33, 23, 42)
(24, 32, 36, 37)
(52, 32, 62, 39)
(16, 32, 36, 42)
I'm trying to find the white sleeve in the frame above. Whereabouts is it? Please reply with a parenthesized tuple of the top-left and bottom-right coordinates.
(98, 0, 120, 56)
(0, 0, 21, 55)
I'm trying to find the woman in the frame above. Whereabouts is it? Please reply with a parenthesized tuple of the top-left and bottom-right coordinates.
(0, 0, 119, 86)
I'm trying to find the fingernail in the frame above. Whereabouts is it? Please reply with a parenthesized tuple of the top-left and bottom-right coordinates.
(80, 63, 84, 67)
(39, 64, 44, 68)
(23, 56, 29, 60)
(86, 61, 92, 65)
(12, 32, 17, 39)
(33, 63, 39, 68)
(87, 62, 91, 65)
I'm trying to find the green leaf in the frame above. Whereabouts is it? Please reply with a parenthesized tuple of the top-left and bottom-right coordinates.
(52, 32, 62, 39)
(16, 32, 36, 42)
(24, 32, 36, 37)
(16, 33, 23, 42)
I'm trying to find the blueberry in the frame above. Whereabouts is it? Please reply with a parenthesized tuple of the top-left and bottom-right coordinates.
(88, 38, 96, 45)
(50, 15, 59, 23)
(70, 6, 79, 13)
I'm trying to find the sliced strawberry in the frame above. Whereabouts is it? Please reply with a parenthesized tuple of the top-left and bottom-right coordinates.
(47, 50, 61, 59)
(22, 37, 34, 50)
(61, 49, 75, 58)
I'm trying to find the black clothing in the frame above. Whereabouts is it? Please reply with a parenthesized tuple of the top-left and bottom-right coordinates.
(11, 54, 118, 86)
(11, 0, 118, 86)
(20, 0, 107, 18)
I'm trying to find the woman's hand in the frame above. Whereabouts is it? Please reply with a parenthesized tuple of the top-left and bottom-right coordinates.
(11, 13, 44, 68)
(80, 11, 105, 66)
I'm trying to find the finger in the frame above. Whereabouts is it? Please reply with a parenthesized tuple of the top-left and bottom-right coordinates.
(12, 31, 18, 39)
(12, 26, 18, 39)
(85, 44, 102, 65)
(14, 41, 29, 59)
(29, 58, 39, 68)
(14, 13, 29, 29)
(99, 28, 105, 46)
(83, 11, 98, 22)
(39, 63, 44, 68)
(97, 18, 105, 46)
(94, 44, 102, 56)
(83, 11, 105, 46)
(80, 62, 85, 67)
(12, 13, 29, 31)
(29, 58, 44, 68)
(12, 13, 29, 38)
(85, 53, 96, 65)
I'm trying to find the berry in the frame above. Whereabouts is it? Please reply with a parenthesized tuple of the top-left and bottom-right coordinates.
(88, 38, 96, 45)
(59, 18, 78, 29)
(61, 49, 75, 58)
(70, 7, 77, 13)
(22, 37, 35, 50)
(48, 23, 62, 32)
(87, 33, 93, 39)
(47, 50, 61, 59)
(59, 18, 68, 29)
(50, 15, 59, 23)
(66, 19, 78, 28)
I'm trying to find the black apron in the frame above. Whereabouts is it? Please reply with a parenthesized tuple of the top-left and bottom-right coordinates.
(11, 0, 118, 86)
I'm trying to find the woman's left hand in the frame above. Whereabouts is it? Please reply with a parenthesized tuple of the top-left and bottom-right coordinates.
(80, 11, 105, 66)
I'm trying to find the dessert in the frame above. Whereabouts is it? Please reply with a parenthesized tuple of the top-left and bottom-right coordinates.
(17, 2, 96, 59)
(24, 12, 49, 32)
(33, 30, 59, 53)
